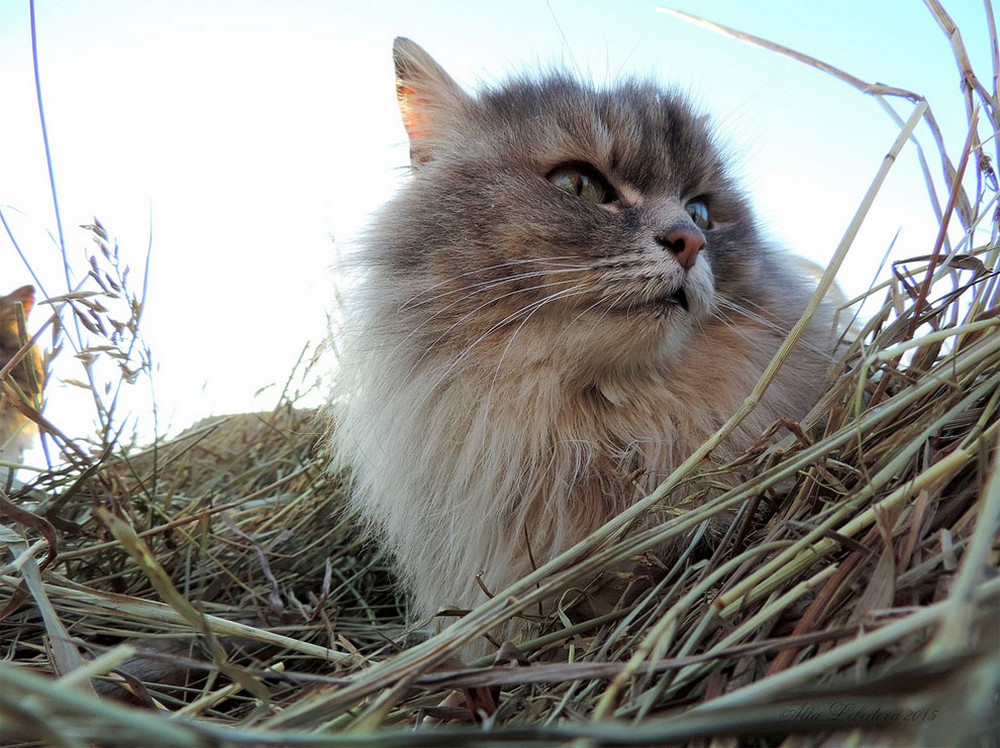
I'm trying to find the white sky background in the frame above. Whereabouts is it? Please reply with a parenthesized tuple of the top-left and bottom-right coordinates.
(0, 1, 994, 466)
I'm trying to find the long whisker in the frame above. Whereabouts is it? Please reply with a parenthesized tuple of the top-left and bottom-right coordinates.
(714, 297, 839, 361)
(399, 257, 587, 310)
(383, 272, 585, 365)
(403, 266, 588, 310)
(403, 278, 588, 378)
(556, 288, 631, 350)
(427, 278, 586, 353)
(485, 283, 612, 400)
(424, 283, 594, 408)
(486, 285, 641, 412)
(712, 300, 786, 336)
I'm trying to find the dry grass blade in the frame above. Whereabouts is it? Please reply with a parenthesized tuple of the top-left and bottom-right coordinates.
(656, 6, 976, 228)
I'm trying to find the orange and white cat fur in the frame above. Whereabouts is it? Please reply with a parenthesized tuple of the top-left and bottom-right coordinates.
(0, 285, 43, 484)
(329, 39, 836, 647)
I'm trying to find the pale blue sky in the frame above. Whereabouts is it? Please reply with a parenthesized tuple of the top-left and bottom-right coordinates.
(1, 0, 992, 454)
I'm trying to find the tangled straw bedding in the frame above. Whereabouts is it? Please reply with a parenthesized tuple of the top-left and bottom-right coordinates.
(1, 4, 998, 746)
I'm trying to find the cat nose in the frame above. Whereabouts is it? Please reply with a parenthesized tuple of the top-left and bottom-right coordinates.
(655, 227, 706, 271)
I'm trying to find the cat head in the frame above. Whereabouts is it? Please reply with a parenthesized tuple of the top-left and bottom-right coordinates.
(0, 286, 35, 338)
(365, 39, 769, 378)
(0, 285, 42, 401)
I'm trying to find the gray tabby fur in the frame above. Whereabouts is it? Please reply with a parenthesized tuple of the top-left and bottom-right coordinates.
(327, 38, 836, 649)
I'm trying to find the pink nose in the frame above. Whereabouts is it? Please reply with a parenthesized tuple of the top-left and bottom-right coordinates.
(656, 228, 706, 270)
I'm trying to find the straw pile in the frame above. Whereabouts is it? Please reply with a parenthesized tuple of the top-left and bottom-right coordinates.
(2, 3, 997, 745)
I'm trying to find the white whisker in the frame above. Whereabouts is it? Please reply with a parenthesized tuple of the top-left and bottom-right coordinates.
(484, 283, 598, 407)
(427, 283, 594, 407)
(399, 257, 588, 310)
(403, 278, 590, 382)
(403, 266, 588, 310)
(714, 297, 838, 361)
(386, 273, 585, 366)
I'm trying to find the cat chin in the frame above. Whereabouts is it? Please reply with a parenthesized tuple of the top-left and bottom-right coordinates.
(549, 311, 697, 381)
(588, 281, 715, 370)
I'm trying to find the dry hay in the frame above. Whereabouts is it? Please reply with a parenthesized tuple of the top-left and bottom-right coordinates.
(1, 4, 998, 746)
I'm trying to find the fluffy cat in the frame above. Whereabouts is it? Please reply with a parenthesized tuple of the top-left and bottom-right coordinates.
(0, 285, 44, 482)
(329, 39, 837, 649)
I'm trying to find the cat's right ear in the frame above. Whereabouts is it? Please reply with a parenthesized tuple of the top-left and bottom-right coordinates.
(393, 38, 467, 168)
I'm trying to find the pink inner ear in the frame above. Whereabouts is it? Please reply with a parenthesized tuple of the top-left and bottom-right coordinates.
(396, 82, 438, 166)
(396, 81, 428, 143)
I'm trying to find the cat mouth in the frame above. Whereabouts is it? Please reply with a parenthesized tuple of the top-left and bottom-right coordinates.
(609, 286, 691, 317)
(640, 287, 690, 314)
(660, 287, 690, 312)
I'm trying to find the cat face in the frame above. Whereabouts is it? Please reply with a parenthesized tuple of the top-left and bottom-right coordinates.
(0, 286, 35, 358)
(370, 40, 767, 376)
(0, 286, 42, 398)
(1, 285, 42, 467)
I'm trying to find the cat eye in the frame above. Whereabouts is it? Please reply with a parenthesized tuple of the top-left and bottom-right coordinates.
(685, 199, 711, 229)
(547, 164, 611, 204)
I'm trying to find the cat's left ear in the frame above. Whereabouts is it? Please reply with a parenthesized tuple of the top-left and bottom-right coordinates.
(393, 38, 468, 168)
